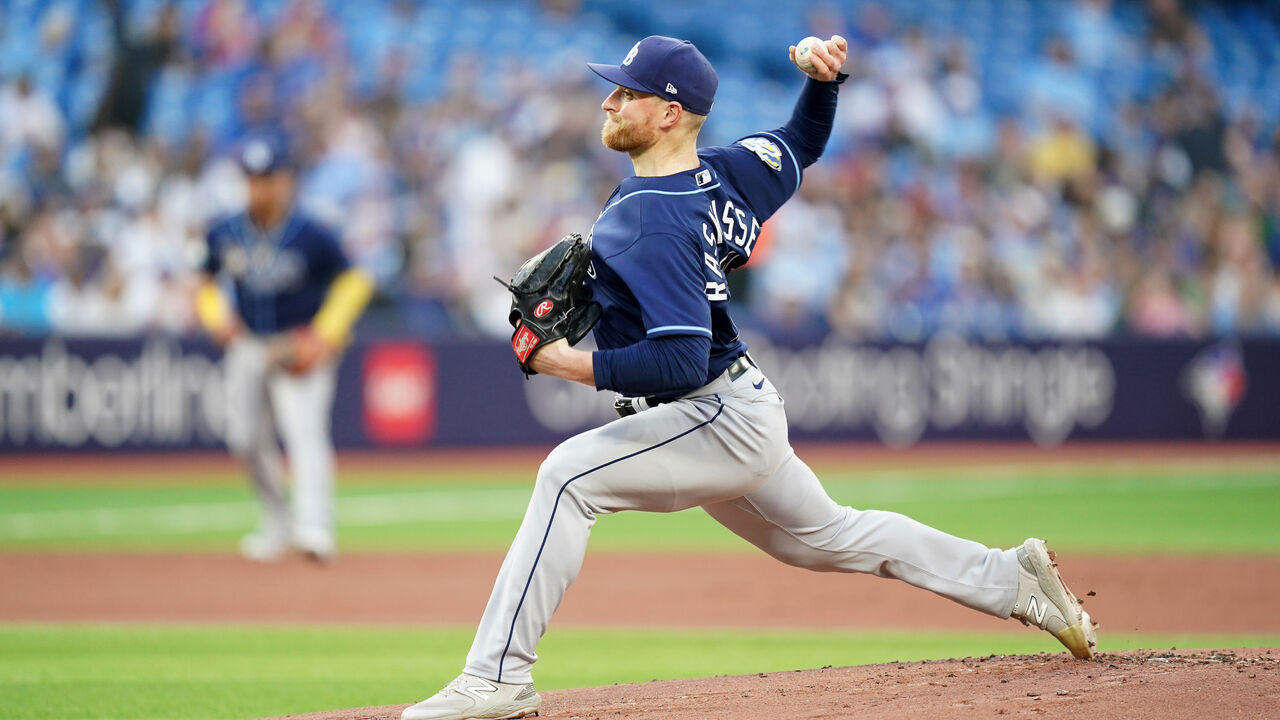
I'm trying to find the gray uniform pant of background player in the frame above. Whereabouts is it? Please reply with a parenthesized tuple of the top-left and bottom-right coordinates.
(465, 361, 1022, 685)
(224, 335, 338, 545)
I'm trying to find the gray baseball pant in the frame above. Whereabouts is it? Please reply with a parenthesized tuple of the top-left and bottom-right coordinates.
(464, 361, 1020, 684)
(223, 335, 338, 543)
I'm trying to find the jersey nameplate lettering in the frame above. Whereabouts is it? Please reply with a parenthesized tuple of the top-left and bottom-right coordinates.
(739, 137, 782, 172)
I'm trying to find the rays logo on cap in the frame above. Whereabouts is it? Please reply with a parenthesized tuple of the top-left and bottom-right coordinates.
(239, 134, 289, 175)
(243, 140, 273, 172)
(739, 137, 782, 171)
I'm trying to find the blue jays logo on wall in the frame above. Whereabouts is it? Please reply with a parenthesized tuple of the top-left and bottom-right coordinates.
(1180, 340, 1247, 437)
(739, 137, 782, 171)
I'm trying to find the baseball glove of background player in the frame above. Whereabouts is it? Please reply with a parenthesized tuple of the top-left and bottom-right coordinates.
(267, 325, 333, 375)
(495, 232, 602, 377)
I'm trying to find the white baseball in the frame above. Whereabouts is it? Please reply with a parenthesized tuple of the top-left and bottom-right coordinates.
(795, 36, 823, 72)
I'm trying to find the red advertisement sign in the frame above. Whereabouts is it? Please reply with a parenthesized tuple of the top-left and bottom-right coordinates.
(361, 343, 436, 445)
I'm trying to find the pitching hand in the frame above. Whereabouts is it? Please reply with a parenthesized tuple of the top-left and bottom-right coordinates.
(789, 35, 848, 82)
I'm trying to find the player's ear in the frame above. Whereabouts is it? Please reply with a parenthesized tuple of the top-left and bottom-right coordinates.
(661, 101, 683, 130)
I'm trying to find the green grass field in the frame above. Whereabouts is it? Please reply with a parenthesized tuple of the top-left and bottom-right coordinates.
(2, 451, 1278, 719)
(3, 455, 1278, 554)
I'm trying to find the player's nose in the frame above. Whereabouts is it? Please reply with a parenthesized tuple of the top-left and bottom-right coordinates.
(601, 88, 622, 111)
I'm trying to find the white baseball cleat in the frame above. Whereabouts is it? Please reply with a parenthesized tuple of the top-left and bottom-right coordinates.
(1011, 538, 1099, 659)
(238, 529, 289, 562)
(402, 673, 541, 720)
(291, 527, 336, 563)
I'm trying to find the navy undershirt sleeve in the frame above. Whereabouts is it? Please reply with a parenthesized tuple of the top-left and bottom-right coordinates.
(778, 76, 844, 168)
(311, 222, 351, 281)
(201, 226, 222, 275)
(592, 334, 711, 396)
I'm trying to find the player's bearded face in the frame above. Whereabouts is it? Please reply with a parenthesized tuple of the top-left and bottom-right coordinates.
(601, 112, 660, 152)
(601, 90, 661, 152)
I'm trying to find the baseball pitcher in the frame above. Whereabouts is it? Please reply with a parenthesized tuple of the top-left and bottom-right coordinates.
(403, 35, 1097, 720)
(195, 134, 374, 563)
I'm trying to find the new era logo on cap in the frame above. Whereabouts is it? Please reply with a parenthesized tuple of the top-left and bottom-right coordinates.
(587, 36, 718, 115)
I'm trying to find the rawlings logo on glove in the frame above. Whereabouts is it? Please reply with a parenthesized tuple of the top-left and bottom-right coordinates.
(511, 325, 541, 364)
(495, 233, 602, 377)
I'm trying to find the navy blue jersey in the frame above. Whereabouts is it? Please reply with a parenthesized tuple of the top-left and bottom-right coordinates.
(202, 212, 349, 334)
(587, 130, 803, 387)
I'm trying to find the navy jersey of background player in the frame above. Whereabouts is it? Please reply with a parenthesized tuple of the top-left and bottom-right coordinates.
(203, 212, 350, 334)
(588, 127, 800, 383)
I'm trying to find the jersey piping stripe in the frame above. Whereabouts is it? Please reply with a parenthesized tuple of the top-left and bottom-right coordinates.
(597, 183, 722, 221)
(647, 324, 713, 337)
(497, 398, 726, 682)
(755, 131, 800, 188)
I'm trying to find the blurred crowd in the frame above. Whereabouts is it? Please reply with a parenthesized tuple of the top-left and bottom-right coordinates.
(2, 0, 1279, 343)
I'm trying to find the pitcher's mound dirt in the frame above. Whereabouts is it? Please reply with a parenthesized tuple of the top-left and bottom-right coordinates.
(266, 649, 1278, 720)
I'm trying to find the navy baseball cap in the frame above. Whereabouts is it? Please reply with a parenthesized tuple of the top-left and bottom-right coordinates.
(237, 134, 291, 175)
(588, 36, 718, 116)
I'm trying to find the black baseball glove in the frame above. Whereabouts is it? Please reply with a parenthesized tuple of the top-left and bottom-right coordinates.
(495, 232, 602, 377)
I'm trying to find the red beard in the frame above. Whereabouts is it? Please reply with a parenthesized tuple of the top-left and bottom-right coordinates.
(601, 115, 656, 153)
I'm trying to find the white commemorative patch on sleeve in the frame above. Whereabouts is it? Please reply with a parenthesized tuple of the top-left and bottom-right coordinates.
(739, 137, 782, 172)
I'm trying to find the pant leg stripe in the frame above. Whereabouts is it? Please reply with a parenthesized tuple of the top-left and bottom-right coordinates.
(497, 400, 724, 681)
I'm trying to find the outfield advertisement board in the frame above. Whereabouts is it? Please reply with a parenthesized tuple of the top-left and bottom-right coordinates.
(0, 335, 1273, 451)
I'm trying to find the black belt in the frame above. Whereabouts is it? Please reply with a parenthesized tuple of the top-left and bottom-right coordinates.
(614, 354, 756, 418)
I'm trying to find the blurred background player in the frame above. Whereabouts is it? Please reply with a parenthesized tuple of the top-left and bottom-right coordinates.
(194, 134, 374, 562)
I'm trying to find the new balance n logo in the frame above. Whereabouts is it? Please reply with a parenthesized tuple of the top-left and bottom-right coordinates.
(1027, 595, 1049, 625)
(462, 678, 499, 702)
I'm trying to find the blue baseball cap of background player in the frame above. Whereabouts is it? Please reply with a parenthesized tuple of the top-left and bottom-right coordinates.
(587, 36, 718, 116)
(237, 132, 293, 176)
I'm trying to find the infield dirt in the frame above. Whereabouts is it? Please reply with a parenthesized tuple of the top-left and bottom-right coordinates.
(262, 650, 1279, 720)
(4, 552, 1279, 634)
